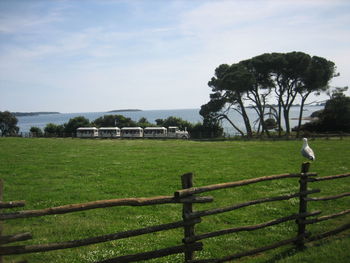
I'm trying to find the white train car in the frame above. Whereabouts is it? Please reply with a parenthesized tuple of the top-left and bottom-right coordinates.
(99, 127, 121, 138)
(144, 127, 167, 138)
(76, 127, 99, 138)
(168, 126, 189, 139)
(76, 126, 189, 139)
(121, 127, 143, 138)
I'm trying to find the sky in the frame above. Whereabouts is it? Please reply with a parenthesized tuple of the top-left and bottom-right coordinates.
(1, 0, 350, 113)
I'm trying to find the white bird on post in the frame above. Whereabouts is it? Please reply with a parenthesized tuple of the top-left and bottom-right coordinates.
(301, 138, 315, 161)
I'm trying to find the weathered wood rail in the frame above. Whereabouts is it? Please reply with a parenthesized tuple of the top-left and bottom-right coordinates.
(0, 164, 349, 263)
(0, 195, 213, 220)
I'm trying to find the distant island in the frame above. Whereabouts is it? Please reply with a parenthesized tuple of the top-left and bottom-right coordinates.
(107, 109, 142, 113)
(12, 112, 60, 117)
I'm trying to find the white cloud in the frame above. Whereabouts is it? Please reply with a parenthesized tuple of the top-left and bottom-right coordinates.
(0, 2, 66, 34)
(0, 0, 349, 112)
(176, 0, 350, 85)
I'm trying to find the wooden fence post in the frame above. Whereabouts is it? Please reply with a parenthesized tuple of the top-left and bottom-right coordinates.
(296, 162, 310, 249)
(181, 173, 196, 262)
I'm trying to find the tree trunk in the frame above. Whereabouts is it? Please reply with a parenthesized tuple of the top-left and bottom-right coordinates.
(277, 98, 282, 137)
(296, 95, 309, 138)
(258, 108, 270, 137)
(238, 100, 253, 138)
(296, 103, 304, 138)
(283, 108, 290, 136)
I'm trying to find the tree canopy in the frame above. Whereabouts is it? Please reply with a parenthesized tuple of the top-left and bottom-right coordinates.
(30, 126, 43, 137)
(301, 88, 350, 133)
(44, 123, 65, 136)
(155, 116, 193, 131)
(201, 52, 336, 137)
(93, 114, 137, 128)
(64, 116, 90, 136)
(0, 111, 19, 136)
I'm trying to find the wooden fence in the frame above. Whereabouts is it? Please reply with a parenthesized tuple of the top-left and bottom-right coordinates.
(0, 163, 349, 263)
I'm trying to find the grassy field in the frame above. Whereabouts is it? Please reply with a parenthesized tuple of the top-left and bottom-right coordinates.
(0, 137, 349, 263)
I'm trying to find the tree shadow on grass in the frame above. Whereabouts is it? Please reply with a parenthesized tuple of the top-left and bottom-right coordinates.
(260, 247, 299, 263)
(260, 233, 350, 263)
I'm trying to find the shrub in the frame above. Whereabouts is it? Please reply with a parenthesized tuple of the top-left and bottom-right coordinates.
(30, 127, 43, 137)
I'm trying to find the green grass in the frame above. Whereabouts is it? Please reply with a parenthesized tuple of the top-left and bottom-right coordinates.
(0, 137, 349, 263)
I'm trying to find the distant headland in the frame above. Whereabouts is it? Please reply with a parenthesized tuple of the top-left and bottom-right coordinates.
(12, 112, 60, 117)
(107, 109, 142, 113)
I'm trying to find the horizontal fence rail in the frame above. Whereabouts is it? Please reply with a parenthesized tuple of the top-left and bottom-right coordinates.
(187, 235, 305, 263)
(184, 211, 321, 243)
(186, 189, 320, 220)
(305, 192, 350, 201)
(304, 209, 350, 225)
(1, 164, 349, 263)
(0, 233, 32, 246)
(0, 219, 201, 256)
(96, 242, 203, 263)
(307, 173, 350, 182)
(0, 195, 213, 220)
(306, 223, 350, 242)
(0, 201, 25, 209)
(174, 173, 317, 198)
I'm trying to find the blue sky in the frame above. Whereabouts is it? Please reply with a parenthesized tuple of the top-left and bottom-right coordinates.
(1, 0, 350, 113)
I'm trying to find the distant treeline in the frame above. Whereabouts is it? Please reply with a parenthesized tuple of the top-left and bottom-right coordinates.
(29, 114, 222, 139)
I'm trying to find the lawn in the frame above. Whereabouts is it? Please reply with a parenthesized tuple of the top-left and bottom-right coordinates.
(0, 137, 349, 263)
